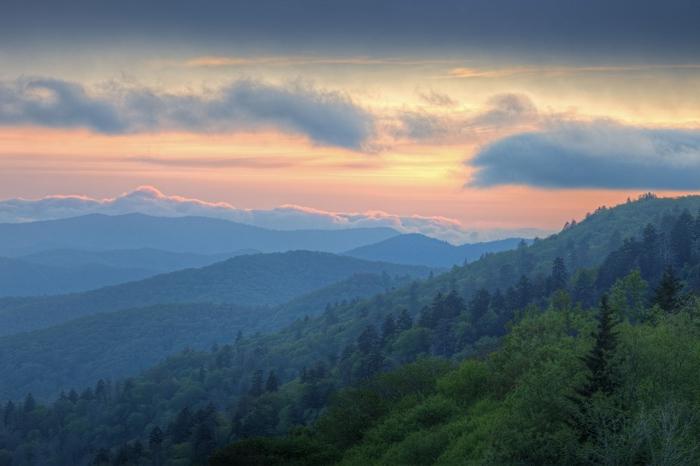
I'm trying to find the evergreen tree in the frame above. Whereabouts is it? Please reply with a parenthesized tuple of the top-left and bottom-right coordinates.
(265, 371, 279, 392)
(149, 426, 163, 450)
(249, 370, 264, 397)
(549, 257, 568, 293)
(670, 209, 694, 267)
(381, 313, 397, 341)
(653, 265, 684, 313)
(169, 407, 193, 443)
(396, 309, 413, 331)
(469, 288, 491, 322)
(639, 223, 660, 281)
(577, 296, 619, 399)
(357, 325, 380, 354)
(515, 275, 532, 309)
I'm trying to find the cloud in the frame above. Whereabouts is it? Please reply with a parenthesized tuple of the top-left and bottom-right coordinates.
(0, 78, 374, 149)
(3, 1, 699, 62)
(0, 186, 546, 243)
(391, 93, 538, 143)
(418, 90, 457, 107)
(471, 93, 538, 127)
(468, 120, 700, 189)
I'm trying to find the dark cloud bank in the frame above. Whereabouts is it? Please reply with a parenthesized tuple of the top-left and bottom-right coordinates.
(3, 0, 700, 60)
(469, 121, 700, 190)
(0, 78, 373, 149)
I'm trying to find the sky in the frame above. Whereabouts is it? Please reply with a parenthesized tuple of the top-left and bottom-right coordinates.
(1, 0, 699, 242)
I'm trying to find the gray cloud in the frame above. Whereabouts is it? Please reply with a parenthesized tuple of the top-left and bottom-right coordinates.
(0, 78, 374, 149)
(471, 93, 538, 127)
(468, 120, 700, 190)
(2, 1, 699, 61)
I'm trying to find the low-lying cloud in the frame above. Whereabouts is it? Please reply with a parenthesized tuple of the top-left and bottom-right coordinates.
(468, 120, 700, 190)
(0, 186, 547, 243)
(0, 78, 374, 149)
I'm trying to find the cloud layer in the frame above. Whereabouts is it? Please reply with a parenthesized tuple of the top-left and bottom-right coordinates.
(468, 121, 700, 190)
(0, 186, 547, 243)
(0, 78, 373, 149)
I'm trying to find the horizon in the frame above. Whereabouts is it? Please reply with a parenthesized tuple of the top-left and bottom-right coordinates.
(1, 185, 689, 244)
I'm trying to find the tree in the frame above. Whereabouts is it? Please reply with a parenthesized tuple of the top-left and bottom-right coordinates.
(640, 223, 661, 281)
(653, 265, 684, 313)
(469, 288, 491, 322)
(549, 257, 568, 293)
(149, 426, 163, 450)
(357, 325, 380, 354)
(169, 407, 194, 443)
(670, 210, 694, 267)
(381, 313, 397, 341)
(249, 370, 265, 397)
(265, 371, 279, 393)
(570, 296, 620, 442)
(396, 309, 413, 331)
(609, 269, 648, 323)
(578, 296, 619, 399)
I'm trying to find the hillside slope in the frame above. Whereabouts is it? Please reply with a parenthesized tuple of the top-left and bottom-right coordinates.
(0, 213, 398, 256)
(346, 234, 526, 267)
(0, 251, 430, 336)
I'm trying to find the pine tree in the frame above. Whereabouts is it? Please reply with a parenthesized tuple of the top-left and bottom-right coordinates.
(469, 288, 491, 322)
(549, 257, 568, 293)
(577, 296, 619, 399)
(149, 426, 163, 450)
(671, 210, 694, 267)
(653, 265, 683, 313)
(265, 371, 279, 392)
(169, 407, 193, 443)
(381, 313, 397, 341)
(569, 296, 620, 442)
(397, 309, 413, 331)
(249, 370, 264, 397)
(357, 325, 380, 354)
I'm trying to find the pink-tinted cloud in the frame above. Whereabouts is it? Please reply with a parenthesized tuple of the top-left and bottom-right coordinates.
(0, 186, 549, 243)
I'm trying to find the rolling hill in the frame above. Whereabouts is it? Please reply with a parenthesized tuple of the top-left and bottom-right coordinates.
(346, 234, 527, 267)
(18, 247, 257, 272)
(0, 251, 430, 336)
(0, 213, 399, 256)
(0, 272, 418, 400)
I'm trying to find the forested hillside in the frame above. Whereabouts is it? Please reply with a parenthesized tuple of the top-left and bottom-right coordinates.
(345, 234, 526, 268)
(1, 194, 700, 465)
(0, 273, 415, 401)
(0, 251, 429, 336)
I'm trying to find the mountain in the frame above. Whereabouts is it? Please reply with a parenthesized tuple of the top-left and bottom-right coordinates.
(0, 213, 398, 256)
(0, 249, 259, 297)
(346, 233, 526, 267)
(18, 247, 257, 272)
(0, 272, 417, 400)
(0, 251, 430, 336)
(0, 257, 157, 297)
(4, 194, 700, 465)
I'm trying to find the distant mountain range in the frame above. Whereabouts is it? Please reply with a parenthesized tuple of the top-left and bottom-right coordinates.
(346, 233, 528, 268)
(0, 250, 430, 336)
(0, 213, 399, 256)
(0, 249, 257, 297)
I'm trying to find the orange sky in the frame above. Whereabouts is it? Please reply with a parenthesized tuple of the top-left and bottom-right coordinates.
(1, 54, 699, 232)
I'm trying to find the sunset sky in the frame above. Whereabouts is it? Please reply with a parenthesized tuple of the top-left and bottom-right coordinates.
(1, 0, 699, 240)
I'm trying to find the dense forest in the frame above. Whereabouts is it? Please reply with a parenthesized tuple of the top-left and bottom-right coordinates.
(1, 194, 700, 465)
